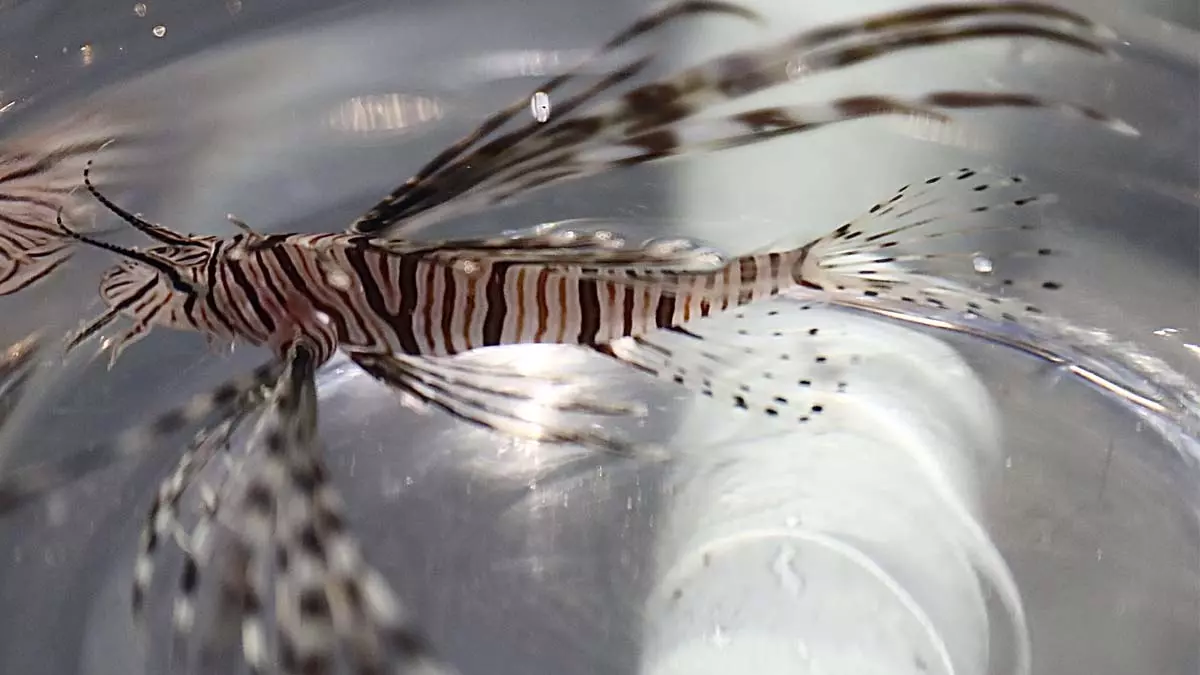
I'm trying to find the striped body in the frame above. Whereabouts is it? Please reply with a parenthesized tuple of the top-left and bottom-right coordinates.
(97, 232, 813, 359)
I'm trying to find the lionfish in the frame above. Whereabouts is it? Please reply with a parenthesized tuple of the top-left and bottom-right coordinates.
(0, 1, 1133, 673)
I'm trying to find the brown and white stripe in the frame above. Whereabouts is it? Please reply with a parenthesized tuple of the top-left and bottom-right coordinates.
(82, 160, 1066, 372)
(94, 231, 815, 360)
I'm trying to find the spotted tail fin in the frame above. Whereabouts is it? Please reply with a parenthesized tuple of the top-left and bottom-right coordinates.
(797, 166, 1069, 327)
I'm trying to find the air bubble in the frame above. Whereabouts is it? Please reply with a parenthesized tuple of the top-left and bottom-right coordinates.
(530, 91, 551, 123)
(647, 238, 690, 255)
(972, 254, 994, 275)
(152, 24, 167, 38)
(785, 59, 809, 80)
(693, 251, 724, 268)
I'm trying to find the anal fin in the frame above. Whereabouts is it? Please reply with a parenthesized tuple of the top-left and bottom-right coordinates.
(595, 298, 858, 434)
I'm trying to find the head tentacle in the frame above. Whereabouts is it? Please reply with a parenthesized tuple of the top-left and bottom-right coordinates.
(82, 151, 206, 249)
(55, 206, 204, 296)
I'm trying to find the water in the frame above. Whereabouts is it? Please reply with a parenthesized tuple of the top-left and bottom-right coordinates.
(0, 1, 1197, 674)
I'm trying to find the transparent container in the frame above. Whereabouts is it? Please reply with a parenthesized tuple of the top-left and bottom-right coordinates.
(0, 1, 1196, 674)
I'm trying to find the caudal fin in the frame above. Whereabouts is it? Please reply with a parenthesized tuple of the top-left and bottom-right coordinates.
(797, 166, 1068, 328)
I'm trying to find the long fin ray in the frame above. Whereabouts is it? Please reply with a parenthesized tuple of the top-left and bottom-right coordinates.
(140, 421, 248, 674)
(406, 90, 1127, 230)
(131, 397, 264, 632)
(349, 0, 765, 236)
(414, 354, 647, 417)
(382, 0, 1106, 219)
(0, 238, 73, 296)
(354, 3, 1116, 239)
